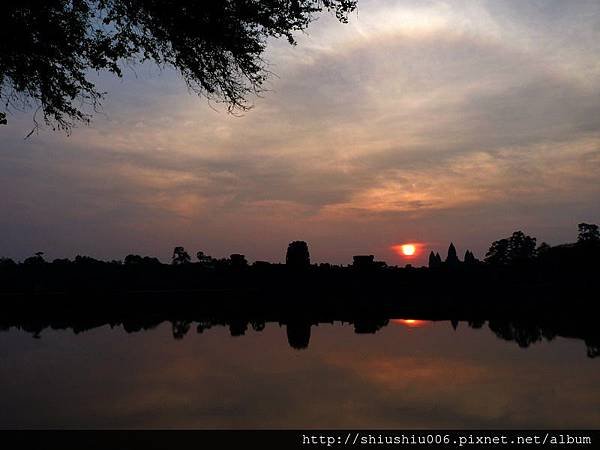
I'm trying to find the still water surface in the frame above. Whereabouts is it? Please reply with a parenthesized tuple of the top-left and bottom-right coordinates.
(0, 319, 598, 428)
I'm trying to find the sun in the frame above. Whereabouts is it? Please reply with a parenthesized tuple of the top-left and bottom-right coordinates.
(391, 242, 422, 259)
(401, 244, 416, 256)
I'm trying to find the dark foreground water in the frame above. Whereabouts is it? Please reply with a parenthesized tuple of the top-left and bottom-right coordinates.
(0, 319, 598, 428)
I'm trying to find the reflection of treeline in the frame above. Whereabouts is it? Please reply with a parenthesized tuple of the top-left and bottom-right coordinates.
(0, 311, 597, 357)
(0, 224, 598, 295)
(1, 224, 598, 357)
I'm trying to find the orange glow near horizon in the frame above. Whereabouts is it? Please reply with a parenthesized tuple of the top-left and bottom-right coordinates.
(391, 319, 430, 328)
(391, 242, 424, 259)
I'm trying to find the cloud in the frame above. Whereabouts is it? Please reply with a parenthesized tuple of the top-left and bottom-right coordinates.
(1, 1, 600, 263)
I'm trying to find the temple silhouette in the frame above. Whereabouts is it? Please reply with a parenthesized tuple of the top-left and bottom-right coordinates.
(0, 223, 599, 354)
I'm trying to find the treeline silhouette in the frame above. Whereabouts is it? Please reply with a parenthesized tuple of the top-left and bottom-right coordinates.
(1, 223, 598, 297)
(0, 310, 598, 357)
(0, 223, 599, 356)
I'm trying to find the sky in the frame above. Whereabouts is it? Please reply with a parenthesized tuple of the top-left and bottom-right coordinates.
(1, 0, 600, 266)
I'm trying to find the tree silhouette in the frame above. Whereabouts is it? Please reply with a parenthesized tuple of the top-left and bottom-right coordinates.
(536, 242, 551, 257)
(485, 231, 536, 266)
(0, 257, 16, 269)
(124, 254, 143, 265)
(286, 241, 310, 268)
(196, 250, 214, 267)
(508, 231, 537, 263)
(74, 255, 101, 265)
(124, 254, 160, 265)
(0, 0, 357, 132)
(485, 238, 510, 266)
(23, 251, 45, 265)
(578, 223, 600, 243)
(172, 246, 191, 265)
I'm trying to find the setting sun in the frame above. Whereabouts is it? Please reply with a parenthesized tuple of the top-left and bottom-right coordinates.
(401, 244, 416, 256)
(392, 243, 422, 258)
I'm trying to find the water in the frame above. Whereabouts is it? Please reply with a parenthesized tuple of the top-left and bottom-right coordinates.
(0, 319, 598, 428)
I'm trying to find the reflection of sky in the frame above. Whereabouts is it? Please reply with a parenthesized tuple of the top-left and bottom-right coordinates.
(0, 322, 598, 428)
(1, 1, 600, 265)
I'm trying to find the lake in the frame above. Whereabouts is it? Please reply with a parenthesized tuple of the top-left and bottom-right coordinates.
(0, 318, 598, 428)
